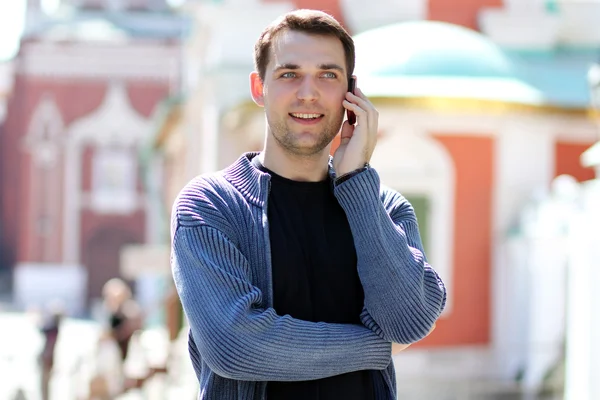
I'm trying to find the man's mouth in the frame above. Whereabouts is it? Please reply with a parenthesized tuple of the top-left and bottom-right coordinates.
(289, 113, 324, 123)
(290, 113, 324, 120)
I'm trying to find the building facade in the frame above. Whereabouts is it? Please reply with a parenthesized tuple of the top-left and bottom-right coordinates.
(0, 0, 187, 315)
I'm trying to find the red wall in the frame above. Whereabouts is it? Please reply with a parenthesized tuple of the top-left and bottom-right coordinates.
(417, 135, 495, 347)
(127, 82, 170, 118)
(555, 141, 596, 182)
(80, 210, 146, 300)
(428, 0, 504, 30)
(2, 77, 31, 268)
(11, 79, 107, 262)
(265, 0, 507, 32)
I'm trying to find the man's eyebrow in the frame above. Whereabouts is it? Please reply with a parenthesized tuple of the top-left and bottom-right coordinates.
(273, 63, 300, 72)
(272, 63, 345, 73)
(318, 63, 345, 72)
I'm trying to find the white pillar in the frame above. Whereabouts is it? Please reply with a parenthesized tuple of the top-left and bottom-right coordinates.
(565, 180, 600, 400)
(492, 118, 555, 379)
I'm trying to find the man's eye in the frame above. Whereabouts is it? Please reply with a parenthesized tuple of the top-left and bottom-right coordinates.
(322, 72, 337, 79)
(281, 72, 296, 78)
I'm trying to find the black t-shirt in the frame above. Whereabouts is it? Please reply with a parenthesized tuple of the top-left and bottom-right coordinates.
(253, 158, 378, 400)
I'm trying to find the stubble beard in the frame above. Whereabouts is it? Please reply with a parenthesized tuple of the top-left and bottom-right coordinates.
(266, 111, 344, 157)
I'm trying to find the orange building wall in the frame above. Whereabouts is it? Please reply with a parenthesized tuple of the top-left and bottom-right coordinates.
(555, 141, 596, 182)
(428, 0, 504, 31)
(417, 135, 494, 347)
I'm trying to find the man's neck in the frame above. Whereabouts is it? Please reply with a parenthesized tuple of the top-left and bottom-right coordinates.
(259, 142, 330, 182)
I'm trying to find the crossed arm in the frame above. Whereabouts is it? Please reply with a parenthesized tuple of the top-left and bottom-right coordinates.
(171, 170, 445, 381)
(171, 222, 392, 382)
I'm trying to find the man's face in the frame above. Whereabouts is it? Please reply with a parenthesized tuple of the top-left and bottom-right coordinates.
(258, 30, 348, 156)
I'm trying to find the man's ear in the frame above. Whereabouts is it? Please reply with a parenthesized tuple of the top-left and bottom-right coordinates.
(250, 72, 265, 107)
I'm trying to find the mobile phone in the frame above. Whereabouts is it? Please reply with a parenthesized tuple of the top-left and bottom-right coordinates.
(347, 76, 356, 125)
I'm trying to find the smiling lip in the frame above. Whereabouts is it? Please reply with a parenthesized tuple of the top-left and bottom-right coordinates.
(289, 112, 324, 125)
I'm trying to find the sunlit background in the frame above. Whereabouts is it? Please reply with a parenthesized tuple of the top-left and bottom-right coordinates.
(0, 0, 187, 60)
(0, 1, 27, 61)
(0, 1, 599, 399)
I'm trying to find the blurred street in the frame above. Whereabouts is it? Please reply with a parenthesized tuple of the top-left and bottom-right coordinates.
(0, 311, 198, 400)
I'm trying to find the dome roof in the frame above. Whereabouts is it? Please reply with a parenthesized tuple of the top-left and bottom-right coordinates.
(353, 21, 545, 105)
(354, 21, 515, 78)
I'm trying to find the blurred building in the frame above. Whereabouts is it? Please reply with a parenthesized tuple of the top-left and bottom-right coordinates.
(0, 62, 14, 123)
(0, 0, 188, 316)
(0, 61, 16, 295)
(143, 0, 600, 396)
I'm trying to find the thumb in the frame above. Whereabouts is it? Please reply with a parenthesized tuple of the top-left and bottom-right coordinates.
(340, 120, 354, 144)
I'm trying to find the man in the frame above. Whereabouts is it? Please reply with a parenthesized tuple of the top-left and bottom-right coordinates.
(171, 9, 446, 400)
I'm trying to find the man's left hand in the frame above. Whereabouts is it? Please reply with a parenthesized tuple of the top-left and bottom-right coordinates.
(333, 86, 379, 177)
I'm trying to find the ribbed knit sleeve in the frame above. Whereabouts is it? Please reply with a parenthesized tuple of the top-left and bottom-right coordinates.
(171, 223, 392, 382)
(334, 168, 446, 344)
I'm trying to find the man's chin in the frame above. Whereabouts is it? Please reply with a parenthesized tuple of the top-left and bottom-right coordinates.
(287, 138, 335, 157)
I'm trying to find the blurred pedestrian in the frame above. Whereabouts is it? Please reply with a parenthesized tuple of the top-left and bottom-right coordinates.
(101, 278, 143, 364)
(38, 301, 64, 400)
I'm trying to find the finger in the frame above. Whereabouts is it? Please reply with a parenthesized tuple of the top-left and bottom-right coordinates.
(346, 88, 373, 108)
(356, 86, 368, 99)
(346, 89, 378, 138)
(426, 323, 436, 336)
(342, 100, 367, 123)
(339, 120, 354, 143)
(345, 90, 368, 106)
(346, 91, 377, 125)
(392, 343, 411, 354)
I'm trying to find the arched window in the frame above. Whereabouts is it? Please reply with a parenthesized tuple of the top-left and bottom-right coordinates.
(92, 145, 137, 213)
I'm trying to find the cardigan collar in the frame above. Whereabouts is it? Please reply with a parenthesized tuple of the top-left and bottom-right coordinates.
(223, 152, 337, 206)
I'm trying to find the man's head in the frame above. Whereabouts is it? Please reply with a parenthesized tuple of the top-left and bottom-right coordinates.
(253, 9, 355, 83)
(250, 10, 356, 157)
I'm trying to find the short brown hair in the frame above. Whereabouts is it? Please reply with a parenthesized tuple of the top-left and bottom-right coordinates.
(254, 9, 355, 82)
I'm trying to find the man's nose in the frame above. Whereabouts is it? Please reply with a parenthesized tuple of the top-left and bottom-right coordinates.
(296, 77, 319, 102)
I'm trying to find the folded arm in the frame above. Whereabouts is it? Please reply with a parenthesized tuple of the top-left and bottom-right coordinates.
(334, 168, 447, 344)
(171, 223, 392, 382)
